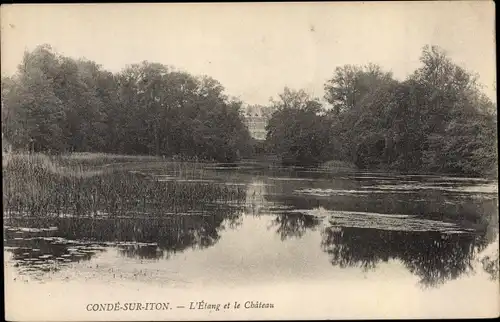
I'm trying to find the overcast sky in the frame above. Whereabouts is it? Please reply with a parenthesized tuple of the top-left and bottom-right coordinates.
(1, 2, 496, 105)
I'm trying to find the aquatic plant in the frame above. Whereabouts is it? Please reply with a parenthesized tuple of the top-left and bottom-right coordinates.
(3, 153, 246, 224)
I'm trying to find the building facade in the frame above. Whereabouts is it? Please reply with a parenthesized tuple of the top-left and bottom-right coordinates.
(242, 104, 274, 141)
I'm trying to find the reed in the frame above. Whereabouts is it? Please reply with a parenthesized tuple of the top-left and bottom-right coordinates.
(3, 153, 246, 225)
(57, 152, 163, 168)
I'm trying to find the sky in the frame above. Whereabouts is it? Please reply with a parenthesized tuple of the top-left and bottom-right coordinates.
(1, 2, 496, 105)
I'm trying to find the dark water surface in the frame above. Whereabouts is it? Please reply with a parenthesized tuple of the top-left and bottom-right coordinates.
(4, 162, 499, 319)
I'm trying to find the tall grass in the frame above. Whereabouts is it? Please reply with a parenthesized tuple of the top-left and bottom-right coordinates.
(57, 152, 162, 168)
(3, 153, 108, 178)
(3, 153, 246, 226)
(320, 159, 357, 171)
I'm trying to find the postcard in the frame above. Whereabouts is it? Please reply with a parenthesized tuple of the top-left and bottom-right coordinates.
(2, 2, 498, 320)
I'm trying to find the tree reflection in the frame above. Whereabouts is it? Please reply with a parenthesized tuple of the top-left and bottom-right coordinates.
(4, 228, 105, 274)
(118, 244, 166, 260)
(5, 204, 244, 268)
(270, 212, 321, 240)
(59, 207, 241, 260)
(481, 253, 499, 281)
(478, 235, 499, 281)
(321, 226, 492, 287)
(263, 174, 498, 287)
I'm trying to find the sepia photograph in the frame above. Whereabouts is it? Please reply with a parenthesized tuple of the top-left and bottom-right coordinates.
(2, 2, 498, 320)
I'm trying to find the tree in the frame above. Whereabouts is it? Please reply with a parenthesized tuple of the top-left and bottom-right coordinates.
(324, 63, 394, 114)
(318, 45, 497, 176)
(2, 45, 253, 162)
(266, 88, 336, 166)
(412, 45, 498, 175)
(3, 45, 66, 152)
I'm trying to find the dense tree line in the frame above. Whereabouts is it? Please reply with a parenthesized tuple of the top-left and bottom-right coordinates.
(1, 44, 496, 176)
(265, 45, 497, 177)
(1, 44, 253, 162)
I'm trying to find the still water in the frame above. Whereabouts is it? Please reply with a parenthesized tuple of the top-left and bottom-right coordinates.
(4, 162, 499, 320)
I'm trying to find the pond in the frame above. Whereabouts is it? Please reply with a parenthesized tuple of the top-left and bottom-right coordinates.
(4, 161, 499, 320)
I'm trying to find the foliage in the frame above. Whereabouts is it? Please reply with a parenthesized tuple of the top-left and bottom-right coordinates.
(265, 88, 338, 166)
(1, 45, 253, 162)
(2, 44, 496, 176)
(265, 46, 497, 177)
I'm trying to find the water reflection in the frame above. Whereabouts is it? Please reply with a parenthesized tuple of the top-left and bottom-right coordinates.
(5, 206, 243, 265)
(4, 227, 106, 276)
(255, 170, 498, 288)
(269, 188, 497, 229)
(478, 234, 500, 281)
(321, 226, 491, 287)
(3, 164, 499, 290)
(244, 180, 269, 215)
(270, 212, 321, 241)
